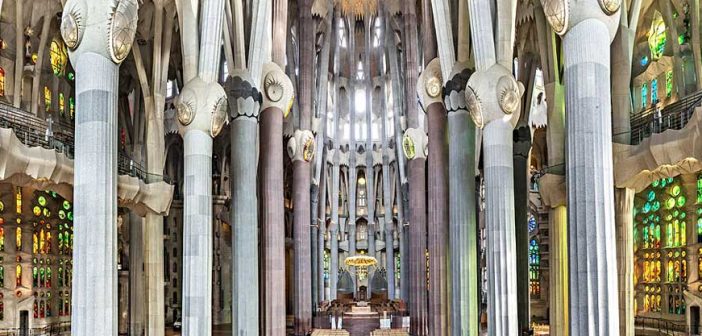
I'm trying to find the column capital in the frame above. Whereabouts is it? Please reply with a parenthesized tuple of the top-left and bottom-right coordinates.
(176, 76, 228, 138)
(260, 62, 294, 116)
(417, 58, 444, 110)
(288, 130, 316, 162)
(466, 63, 524, 129)
(444, 63, 472, 114)
(402, 127, 428, 161)
(540, 0, 620, 41)
(61, 0, 139, 64)
(224, 70, 263, 121)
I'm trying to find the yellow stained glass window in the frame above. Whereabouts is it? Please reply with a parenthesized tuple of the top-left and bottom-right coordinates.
(0, 67, 5, 97)
(44, 87, 51, 113)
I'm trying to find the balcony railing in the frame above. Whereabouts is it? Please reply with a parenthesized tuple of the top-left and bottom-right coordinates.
(0, 103, 170, 184)
(630, 90, 702, 145)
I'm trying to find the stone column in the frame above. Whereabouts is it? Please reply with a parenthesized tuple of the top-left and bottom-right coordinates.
(444, 64, 478, 336)
(380, 73, 395, 299)
(347, 16, 358, 260)
(175, 0, 228, 334)
(317, 161, 328, 303)
(129, 212, 145, 336)
(403, 127, 429, 335)
(465, 64, 524, 336)
(615, 188, 634, 336)
(226, 71, 262, 335)
(418, 58, 449, 335)
(329, 77, 342, 300)
(539, 1, 622, 332)
(514, 125, 531, 331)
(60, 1, 138, 334)
(682, 174, 699, 286)
(538, 174, 568, 336)
(258, 63, 294, 334)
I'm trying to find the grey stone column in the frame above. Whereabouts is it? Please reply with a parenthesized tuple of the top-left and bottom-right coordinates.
(615, 188, 634, 336)
(226, 72, 262, 335)
(61, 0, 138, 334)
(513, 125, 531, 332)
(317, 161, 328, 303)
(347, 16, 358, 260)
(128, 213, 145, 336)
(330, 154, 340, 299)
(258, 63, 293, 334)
(418, 58, 449, 335)
(380, 73, 395, 299)
(444, 64, 478, 336)
(557, 7, 620, 334)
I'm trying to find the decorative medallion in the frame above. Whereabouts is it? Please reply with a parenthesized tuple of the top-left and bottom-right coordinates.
(497, 76, 521, 114)
(465, 86, 483, 128)
(176, 98, 195, 126)
(402, 133, 416, 160)
(540, 0, 568, 35)
(264, 73, 284, 103)
(303, 137, 315, 162)
(425, 77, 442, 98)
(108, 0, 139, 63)
(599, 0, 621, 15)
(60, 10, 83, 50)
(211, 96, 228, 137)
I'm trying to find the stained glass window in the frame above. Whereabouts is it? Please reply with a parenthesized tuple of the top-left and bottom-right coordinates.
(648, 11, 667, 61)
(666, 71, 673, 98)
(635, 176, 689, 316)
(69, 97, 75, 120)
(642, 83, 648, 108)
(59, 93, 65, 116)
(640, 56, 649, 67)
(16, 187, 22, 215)
(15, 263, 21, 287)
(529, 238, 540, 297)
(0, 67, 5, 97)
(528, 214, 537, 233)
(44, 87, 51, 113)
(49, 40, 67, 76)
(651, 79, 658, 104)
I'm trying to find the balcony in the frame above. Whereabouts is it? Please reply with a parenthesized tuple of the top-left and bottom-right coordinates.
(630, 90, 702, 145)
(0, 103, 170, 183)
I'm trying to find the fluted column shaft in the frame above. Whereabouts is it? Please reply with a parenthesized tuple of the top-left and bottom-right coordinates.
(445, 69, 478, 336)
(129, 213, 145, 336)
(483, 119, 518, 336)
(615, 188, 634, 336)
(427, 102, 449, 335)
(330, 156, 340, 299)
(382, 157, 395, 299)
(182, 130, 213, 336)
(293, 158, 312, 333)
(260, 106, 286, 334)
(317, 162, 328, 303)
(72, 53, 119, 336)
(408, 157, 428, 335)
(564, 19, 619, 335)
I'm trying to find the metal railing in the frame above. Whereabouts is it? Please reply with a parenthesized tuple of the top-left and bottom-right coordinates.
(0, 103, 171, 184)
(630, 90, 702, 145)
(0, 321, 71, 335)
(635, 315, 689, 335)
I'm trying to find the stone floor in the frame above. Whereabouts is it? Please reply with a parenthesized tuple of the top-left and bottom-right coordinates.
(166, 325, 232, 335)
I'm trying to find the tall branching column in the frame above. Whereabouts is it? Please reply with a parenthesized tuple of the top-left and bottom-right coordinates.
(380, 72, 395, 299)
(466, 0, 524, 333)
(289, 0, 315, 333)
(259, 63, 294, 333)
(444, 64, 478, 336)
(175, 0, 228, 334)
(402, 0, 428, 333)
(418, 58, 449, 336)
(347, 17, 358, 261)
(540, 0, 622, 333)
(226, 71, 262, 335)
(61, 1, 138, 334)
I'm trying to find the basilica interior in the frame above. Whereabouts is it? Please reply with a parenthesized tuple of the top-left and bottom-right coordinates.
(0, 0, 701, 335)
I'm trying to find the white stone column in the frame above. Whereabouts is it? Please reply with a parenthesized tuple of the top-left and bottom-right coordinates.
(60, 1, 138, 335)
(538, 0, 621, 332)
(466, 64, 524, 336)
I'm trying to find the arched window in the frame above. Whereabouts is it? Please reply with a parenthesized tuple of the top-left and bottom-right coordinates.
(58, 93, 65, 116)
(32, 266, 38, 287)
(0, 67, 5, 97)
(642, 83, 648, 109)
(69, 97, 75, 120)
(49, 40, 67, 76)
(648, 11, 667, 60)
(651, 79, 658, 104)
(16, 227, 21, 252)
(15, 263, 21, 287)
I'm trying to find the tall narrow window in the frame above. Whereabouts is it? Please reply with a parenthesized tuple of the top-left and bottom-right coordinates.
(0, 67, 5, 97)
(666, 71, 673, 98)
(15, 262, 21, 287)
(69, 97, 75, 119)
(16, 228, 21, 252)
(642, 83, 648, 109)
(59, 93, 65, 116)
(44, 87, 51, 113)
(529, 238, 540, 297)
(651, 79, 658, 104)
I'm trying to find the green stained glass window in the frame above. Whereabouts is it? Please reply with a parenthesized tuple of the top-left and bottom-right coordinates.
(652, 79, 658, 103)
(642, 83, 648, 108)
(649, 190, 657, 201)
(666, 71, 673, 98)
(648, 11, 667, 60)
